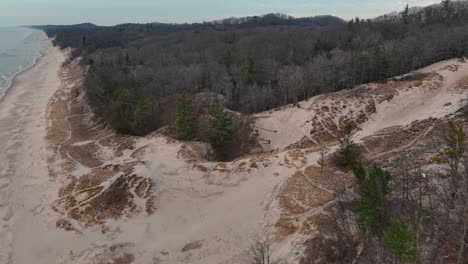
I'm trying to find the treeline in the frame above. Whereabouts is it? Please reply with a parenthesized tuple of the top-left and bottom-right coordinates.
(307, 120, 468, 263)
(43, 1, 468, 136)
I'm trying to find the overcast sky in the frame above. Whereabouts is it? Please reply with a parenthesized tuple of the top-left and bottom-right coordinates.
(0, 0, 441, 27)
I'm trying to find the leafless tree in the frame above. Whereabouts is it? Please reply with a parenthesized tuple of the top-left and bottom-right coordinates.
(319, 144, 330, 173)
(248, 237, 283, 264)
(431, 121, 468, 264)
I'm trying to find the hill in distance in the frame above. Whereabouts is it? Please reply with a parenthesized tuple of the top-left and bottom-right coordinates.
(31, 13, 345, 30)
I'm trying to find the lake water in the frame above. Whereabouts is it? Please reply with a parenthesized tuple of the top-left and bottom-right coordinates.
(0, 27, 49, 98)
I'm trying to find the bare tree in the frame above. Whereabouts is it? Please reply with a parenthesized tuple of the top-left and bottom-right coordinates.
(300, 190, 359, 264)
(248, 237, 283, 264)
(432, 121, 468, 264)
(319, 144, 330, 173)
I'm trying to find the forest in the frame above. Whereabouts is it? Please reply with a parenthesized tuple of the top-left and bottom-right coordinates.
(40, 1, 468, 137)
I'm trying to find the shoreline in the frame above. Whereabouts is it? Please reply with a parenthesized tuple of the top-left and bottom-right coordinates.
(0, 30, 52, 104)
(0, 37, 66, 263)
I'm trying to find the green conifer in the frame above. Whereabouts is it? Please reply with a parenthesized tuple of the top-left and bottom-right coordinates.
(384, 219, 418, 263)
(208, 104, 233, 148)
(175, 95, 195, 141)
(354, 165, 390, 231)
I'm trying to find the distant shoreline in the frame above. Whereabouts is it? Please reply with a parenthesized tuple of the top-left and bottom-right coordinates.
(0, 31, 51, 104)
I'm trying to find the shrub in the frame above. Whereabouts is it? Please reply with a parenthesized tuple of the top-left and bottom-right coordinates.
(384, 218, 418, 263)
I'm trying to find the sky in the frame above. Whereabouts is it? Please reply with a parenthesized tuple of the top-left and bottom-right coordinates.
(0, 0, 441, 27)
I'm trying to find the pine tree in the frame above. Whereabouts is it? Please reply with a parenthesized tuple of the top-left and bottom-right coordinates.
(375, 47, 390, 80)
(242, 57, 256, 85)
(175, 95, 195, 141)
(113, 88, 131, 133)
(208, 104, 233, 148)
(336, 122, 361, 170)
(134, 97, 151, 134)
(442, 0, 451, 10)
(403, 4, 410, 24)
(441, 0, 452, 18)
(347, 18, 354, 30)
(384, 219, 418, 263)
(354, 165, 391, 231)
(125, 53, 130, 64)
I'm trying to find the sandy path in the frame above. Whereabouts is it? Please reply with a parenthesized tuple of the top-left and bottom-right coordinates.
(0, 46, 65, 263)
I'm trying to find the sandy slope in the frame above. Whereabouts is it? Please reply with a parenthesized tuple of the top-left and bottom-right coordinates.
(1, 40, 468, 264)
(0, 46, 65, 263)
(33, 55, 322, 263)
(255, 58, 468, 152)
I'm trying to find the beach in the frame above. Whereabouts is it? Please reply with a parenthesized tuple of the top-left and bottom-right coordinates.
(0, 44, 65, 263)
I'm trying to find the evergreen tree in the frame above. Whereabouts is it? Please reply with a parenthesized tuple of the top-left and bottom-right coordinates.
(96, 75, 113, 103)
(353, 163, 366, 185)
(354, 165, 391, 231)
(125, 53, 130, 64)
(375, 47, 390, 80)
(403, 4, 410, 24)
(441, 0, 452, 18)
(384, 219, 418, 263)
(113, 88, 131, 133)
(134, 97, 151, 134)
(442, 0, 451, 10)
(336, 122, 361, 170)
(208, 105, 233, 148)
(175, 95, 195, 141)
(242, 57, 256, 85)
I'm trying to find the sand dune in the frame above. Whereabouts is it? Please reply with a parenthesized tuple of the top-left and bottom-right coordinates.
(2, 37, 468, 263)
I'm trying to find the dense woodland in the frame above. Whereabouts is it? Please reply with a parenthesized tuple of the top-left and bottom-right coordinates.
(41, 1, 468, 137)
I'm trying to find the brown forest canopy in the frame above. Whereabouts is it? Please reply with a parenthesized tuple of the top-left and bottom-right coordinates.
(38, 2, 468, 135)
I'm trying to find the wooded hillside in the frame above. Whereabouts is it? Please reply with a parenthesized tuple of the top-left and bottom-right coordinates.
(41, 1, 468, 136)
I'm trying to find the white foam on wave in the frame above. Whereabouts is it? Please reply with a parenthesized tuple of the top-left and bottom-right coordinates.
(0, 28, 50, 98)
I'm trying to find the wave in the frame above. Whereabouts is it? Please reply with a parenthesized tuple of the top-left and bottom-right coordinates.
(0, 28, 50, 99)
(0, 52, 17, 59)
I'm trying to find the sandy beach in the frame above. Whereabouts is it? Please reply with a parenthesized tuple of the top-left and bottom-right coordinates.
(0, 45, 65, 263)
